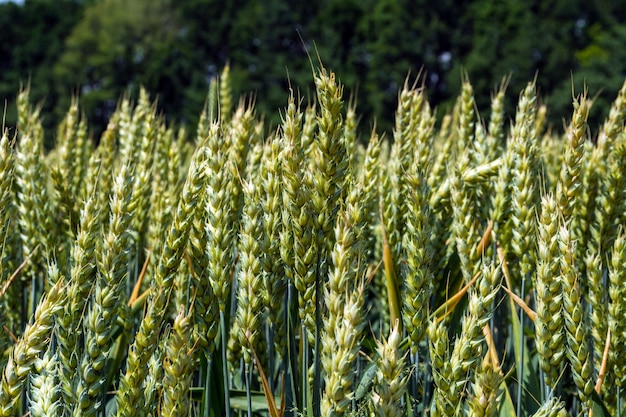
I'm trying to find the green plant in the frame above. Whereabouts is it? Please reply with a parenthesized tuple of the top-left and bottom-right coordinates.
(2, 64, 626, 417)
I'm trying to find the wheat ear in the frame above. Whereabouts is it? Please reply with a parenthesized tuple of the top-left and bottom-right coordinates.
(28, 346, 60, 417)
(559, 225, 594, 404)
(534, 194, 566, 389)
(321, 196, 365, 416)
(0, 276, 65, 417)
(369, 322, 408, 417)
(161, 310, 195, 417)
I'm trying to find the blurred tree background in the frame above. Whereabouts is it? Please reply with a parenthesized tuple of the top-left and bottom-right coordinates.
(1, 0, 626, 144)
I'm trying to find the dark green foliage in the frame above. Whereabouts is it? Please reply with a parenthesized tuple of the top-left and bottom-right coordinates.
(3, 0, 626, 139)
(0, 0, 83, 144)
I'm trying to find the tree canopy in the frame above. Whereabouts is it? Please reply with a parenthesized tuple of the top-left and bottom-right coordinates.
(2, 0, 626, 141)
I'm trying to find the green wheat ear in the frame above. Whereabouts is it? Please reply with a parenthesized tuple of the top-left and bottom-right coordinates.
(0, 275, 66, 417)
(309, 65, 348, 299)
(535, 194, 565, 389)
(467, 361, 504, 417)
(0, 131, 15, 281)
(161, 309, 195, 417)
(279, 93, 317, 342)
(401, 163, 434, 351)
(28, 345, 60, 417)
(509, 81, 541, 285)
(559, 223, 594, 405)
(321, 195, 365, 417)
(230, 172, 265, 366)
(219, 64, 233, 123)
(369, 322, 407, 417)
(259, 137, 287, 362)
(609, 228, 626, 389)
(15, 88, 53, 285)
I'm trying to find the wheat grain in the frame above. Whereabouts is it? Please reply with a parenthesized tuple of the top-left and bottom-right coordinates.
(597, 79, 626, 151)
(585, 251, 611, 396)
(226, 103, 255, 226)
(205, 121, 237, 314)
(186, 148, 218, 353)
(15, 96, 52, 284)
(387, 85, 424, 277)
(89, 115, 120, 227)
(428, 318, 454, 417)
(588, 143, 626, 266)
(127, 94, 157, 273)
(450, 166, 482, 283)
(0, 131, 15, 280)
(486, 78, 508, 158)
(359, 131, 381, 261)
(449, 264, 500, 387)
(556, 93, 588, 230)
(455, 76, 475, 162)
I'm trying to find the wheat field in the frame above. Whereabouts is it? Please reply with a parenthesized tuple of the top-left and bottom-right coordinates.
(1, 65, 626, 417)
